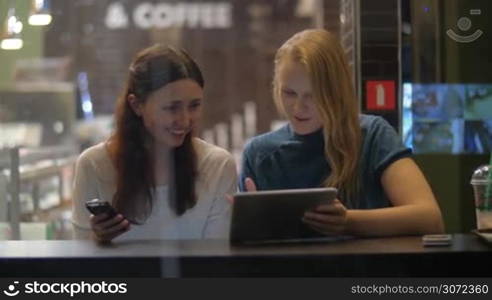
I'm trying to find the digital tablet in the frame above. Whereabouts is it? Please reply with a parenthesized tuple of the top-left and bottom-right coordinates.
(230, 187, 338, 244)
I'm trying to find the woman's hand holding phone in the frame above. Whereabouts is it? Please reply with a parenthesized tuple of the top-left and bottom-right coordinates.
(85, 199, 130, 242)
(90, 213, 130, 243)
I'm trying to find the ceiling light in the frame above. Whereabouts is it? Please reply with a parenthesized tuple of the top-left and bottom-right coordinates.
(1, 8, 24, 50)
(28, 0, 52, 26)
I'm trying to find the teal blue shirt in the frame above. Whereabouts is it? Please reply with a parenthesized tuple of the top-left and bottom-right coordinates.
(239, 114, 412, 209)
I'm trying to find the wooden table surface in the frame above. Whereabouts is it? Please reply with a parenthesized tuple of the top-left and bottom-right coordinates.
(1, 234, 491, 277)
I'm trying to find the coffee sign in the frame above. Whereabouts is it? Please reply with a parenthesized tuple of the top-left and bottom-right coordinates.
(105, 1, 233, 30)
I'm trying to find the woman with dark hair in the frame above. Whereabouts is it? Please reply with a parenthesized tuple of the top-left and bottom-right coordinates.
(72, 45, 236, 242)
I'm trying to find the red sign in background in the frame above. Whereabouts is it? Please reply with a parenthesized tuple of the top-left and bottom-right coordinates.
(366, 80, 396, 110)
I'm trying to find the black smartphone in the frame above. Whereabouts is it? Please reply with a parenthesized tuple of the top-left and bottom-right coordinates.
(85, 199, 118, 218)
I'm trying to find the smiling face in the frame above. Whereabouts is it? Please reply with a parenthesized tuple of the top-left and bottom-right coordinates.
(276, 58, 322, 135)
(130, 78, 203, 149)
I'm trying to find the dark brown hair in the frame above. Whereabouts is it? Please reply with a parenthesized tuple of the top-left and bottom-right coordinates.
(109, 45, 204, 223)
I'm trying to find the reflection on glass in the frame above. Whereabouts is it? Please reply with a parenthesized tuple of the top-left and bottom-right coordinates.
(412, 120, 464, 153)
(402, 83, 492, 153)
(0, 0, 339, 248)
(464, 120, 492, 153)
(465, 85, 492, 120)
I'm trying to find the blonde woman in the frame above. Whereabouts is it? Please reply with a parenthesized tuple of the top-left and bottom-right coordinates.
(239, 29, 444, 237)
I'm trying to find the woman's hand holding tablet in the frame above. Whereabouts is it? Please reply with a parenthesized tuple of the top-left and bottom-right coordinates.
(230, 178, 339, 244)
(302, 199, 348, 235)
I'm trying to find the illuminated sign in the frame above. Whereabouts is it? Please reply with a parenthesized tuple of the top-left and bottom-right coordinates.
(366, 80, 396, 111)
(105, 2, 233, 30)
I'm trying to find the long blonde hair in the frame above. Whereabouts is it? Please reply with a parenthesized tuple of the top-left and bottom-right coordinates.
(273, 29, 361, 204)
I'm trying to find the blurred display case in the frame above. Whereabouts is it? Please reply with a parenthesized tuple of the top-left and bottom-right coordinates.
(0, 145, 77, 240)
(0, 83, 76, 147)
